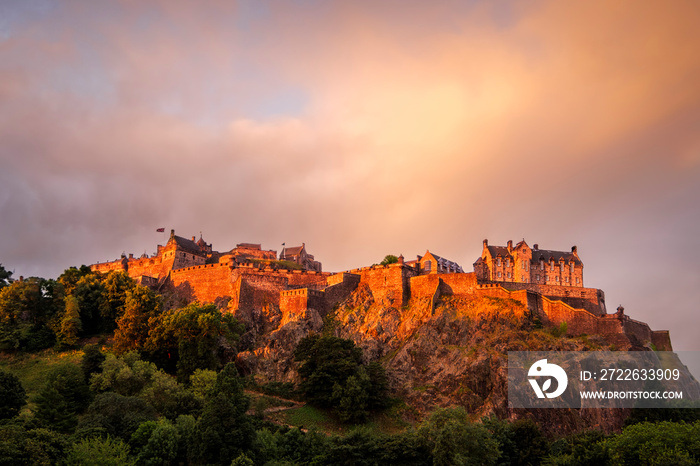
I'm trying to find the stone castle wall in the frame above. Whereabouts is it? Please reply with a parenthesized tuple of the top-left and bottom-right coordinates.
(346, 264, 416, 307)
(479, 280, 606, 315)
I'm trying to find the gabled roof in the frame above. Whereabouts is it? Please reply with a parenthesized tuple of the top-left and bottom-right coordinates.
(282, 245, 304, 257)
(532, 249, 581, 265)
(173, 235, 204, 255)
(486, 245, 512, 258)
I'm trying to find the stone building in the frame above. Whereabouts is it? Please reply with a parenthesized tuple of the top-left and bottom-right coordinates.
(279, 243, 322, 272)
(412, 251, 464, 274)
(474, 239, 584, 287)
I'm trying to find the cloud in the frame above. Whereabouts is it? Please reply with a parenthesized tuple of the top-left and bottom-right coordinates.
(1, 0, 699, 349)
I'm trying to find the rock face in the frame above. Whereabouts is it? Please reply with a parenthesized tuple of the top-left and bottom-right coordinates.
(233, 284, 663, 433)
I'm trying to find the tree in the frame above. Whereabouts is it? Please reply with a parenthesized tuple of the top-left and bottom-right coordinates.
(0, 278, 61, 351)
(34, 363, 91, 432)
(0, 369, 26, 419)
(418, 408, 499, 466)
(72, 274, 108, 335)
(57, 295, 82, 348)
(81, 343, 106, 382)
(190, 363, 254, 465)
(294, 335, 389, 422)
(101, 271, 136, 331)
(65, 436, 135, 466)
(78, 393, 157, 440)
(144, 303, 243, 382)
(0, 264, 12, 289)
(380, 255, 399, 266)
(113, 285, 161, 354)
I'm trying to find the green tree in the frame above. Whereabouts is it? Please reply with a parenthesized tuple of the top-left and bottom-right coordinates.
(101, 271, 136, 331)
(418, 408, 499, 466)
(0, 423, 68, 465)
(0, 278, 61, 351)
(57, 295, 82, 348)
(294, 335, 389, 422)
(0, 263, 12, 289)
(78, 392, 157, 440)
(81, 343, 106, 382)
(380, 255, 399, 266)
(144, 303, 243, 382)
(57, 265, 93, 296)
(0, 369, 26, 419)
(190, 363, 253, 465)
(65, 435, 135, 466)
(73, 273, 108, 335)
(34, 364, 91, 432)
(483, 416, 549, 466)
(113, 285, 161, 354)
(605, 420, 700, 466)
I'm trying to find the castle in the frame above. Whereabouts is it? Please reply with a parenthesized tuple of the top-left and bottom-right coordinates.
(90, 233, 671, 351)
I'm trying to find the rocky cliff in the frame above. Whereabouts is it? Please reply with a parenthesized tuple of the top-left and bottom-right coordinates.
(233, 282, 675, 433)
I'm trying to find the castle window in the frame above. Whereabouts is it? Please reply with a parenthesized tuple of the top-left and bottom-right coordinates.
(565, 276, 569, 283)
(497, 258, 501, 267)
(506, 259, 510, 267)
(556, 276, 559, 282)
(571, 264, 575, 273)
(560, 263, 564, 272)
(550, 261, 554, 271)
(507, 272, 511, 279)
(497, 271, 502, 278)
(576, 277, 580, 284)
(521, 261, 526, 270)
(540, 261, 544, 270)
(536, 274, 540, 281)
(424, 261, 431, 272)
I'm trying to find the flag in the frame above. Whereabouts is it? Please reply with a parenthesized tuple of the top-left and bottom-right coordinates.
(156, 228, 165, 232)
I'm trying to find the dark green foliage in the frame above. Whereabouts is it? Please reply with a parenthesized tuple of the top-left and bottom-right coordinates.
(546, 429, 610, 466)
(294, 335, 389, 422)
(57, 265, 93, 297)
(100, 271, 136, 331)
(483, 416, 548, 466)
(34, 363, 91, 432)
(72, 273, 108, 335)
(418, 408, 500, 466)
(189, 363, 254, 465)
(380, 255, 399, 266)
(81, 343, 106, 382)
(33, 385, 78, 433)
(78, 393, 157, 440)
(605, 420, 700, 466)
(57, 295, 82, 348)
(113, 285, 161, 354)
(0, 423, 68, 465)
(0, 278, 62, 351)
(625, 407, 700, 426)
(65, 435, 135, 466)
(0, 264, 12, 289)
(0, 370, 26, 420)
(130, 419, 180, 466)
(144, 303, 243, 382)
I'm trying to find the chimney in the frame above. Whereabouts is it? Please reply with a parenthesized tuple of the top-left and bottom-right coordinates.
(128, 253, 133, 259)
(533, 244, 539, 251)
(507, 240, 513, 252)
(398, 254, 404, 265)
(571, 245, 578, 255)
(192, 236, 196, 242)
(170, 229, 175, 239)
(483, 239, 488, 248)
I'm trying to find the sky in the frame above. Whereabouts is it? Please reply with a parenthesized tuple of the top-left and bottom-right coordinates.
(1, 0, 699, 351)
